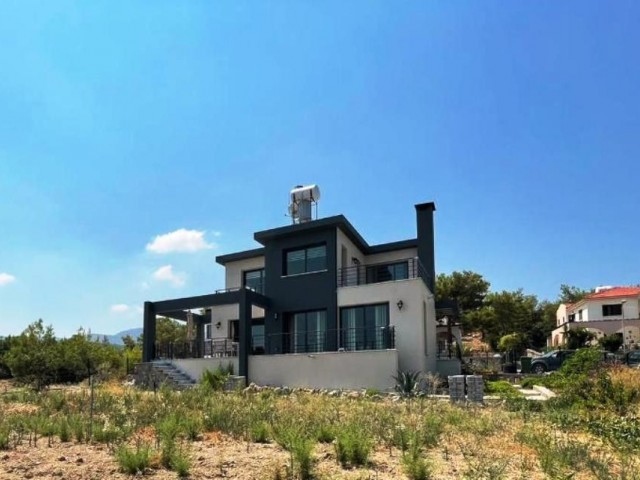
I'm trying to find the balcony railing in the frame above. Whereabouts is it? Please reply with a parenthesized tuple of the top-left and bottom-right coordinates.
(155, 338, 238, 360)
(338, 257, 429, 288)
(252, 326, 395, 355)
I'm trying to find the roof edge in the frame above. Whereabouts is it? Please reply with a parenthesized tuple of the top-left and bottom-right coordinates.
(215, 247, 265, 265)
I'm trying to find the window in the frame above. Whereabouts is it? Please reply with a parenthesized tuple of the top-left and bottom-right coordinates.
(286, 310, 327, 353)
(228, 320, 239, 342)
(602, 304, 623, 317)
(284, 244, 327, 275)
(340, 303, 389, 351)
(365, 261, 409, 284)
(243, 269, 265, 294)
(204, 323, 212, 341)
(568, 314, 575, 323)
(578, 309, 583, 321)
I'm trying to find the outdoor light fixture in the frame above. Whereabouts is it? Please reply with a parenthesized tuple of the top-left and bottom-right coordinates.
(397, 300, 404, 311)
(215, 321, 221, 329)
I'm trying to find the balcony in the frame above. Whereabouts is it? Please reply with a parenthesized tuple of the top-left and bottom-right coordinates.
(155, 338, 238, 360)
(253, 326, 395, 355)
(338, 257, 429, 288)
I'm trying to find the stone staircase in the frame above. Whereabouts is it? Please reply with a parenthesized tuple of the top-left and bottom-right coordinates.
(136, 361, 197, 390)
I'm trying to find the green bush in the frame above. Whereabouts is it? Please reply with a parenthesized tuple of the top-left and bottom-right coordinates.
(250, 421, 271, 443)
(335, 424, 373, 467)
(116, 443, 151, 475)
(167, 444, 192, 477)
(403, 442, 432, 480)
(201, 366, 230, 391)
(0, 427, 9, 450)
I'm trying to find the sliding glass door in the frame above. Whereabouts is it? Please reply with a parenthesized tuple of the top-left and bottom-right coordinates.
(288, 310, 327, 353)
(340, 303, 389, 350)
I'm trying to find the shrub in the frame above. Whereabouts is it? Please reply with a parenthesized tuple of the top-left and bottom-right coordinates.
(58, 418, 71, 442)
(0, 427, 9, 450)
(335, 424, 372, 468)
(250, 421, 271, 444)
(403, 442, 432, 480)
(116, 443, 151, 475)
(201, 364, 233, 391)
(170, 445, 192, 477)
(291, 435, 314, 480)
(181, 415, 202, 441)
(393, 370, 420, 396)
(315, 423, 335, 443)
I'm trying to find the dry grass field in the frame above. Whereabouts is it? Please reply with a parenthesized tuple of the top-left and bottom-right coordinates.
(1, 359, 639, 480)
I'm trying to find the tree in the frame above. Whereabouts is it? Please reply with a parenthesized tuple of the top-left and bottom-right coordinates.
(498, 333, 528, 354)
(599, 333, 623, 353)
(436, 271, 490, 331)
(156, 317, 187, 344)
(479, 289, 538, 350)
(559, 284, 591, 304)
(566, 328, 596, 350)
(0, 335, 16, 379)
(121, 335, 137, 350)
(4, 320, 61, 390)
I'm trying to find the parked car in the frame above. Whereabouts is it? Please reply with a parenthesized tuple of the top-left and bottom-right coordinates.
(625, 350, 640, 368)
(530, 350, 576, 374)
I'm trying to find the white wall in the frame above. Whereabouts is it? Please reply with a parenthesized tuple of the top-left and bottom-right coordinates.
(568, 298, 640, 323)
(224, 256, 265, 290)
(336, 229, 365, 270)
(556, 304, 567, 327)
(172, 358, 239, 381)
(337, 278, 437, 374)
(248, 350, 398, 391)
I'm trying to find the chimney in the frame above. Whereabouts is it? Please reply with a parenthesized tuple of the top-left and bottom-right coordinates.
(415, 202, 436, 294)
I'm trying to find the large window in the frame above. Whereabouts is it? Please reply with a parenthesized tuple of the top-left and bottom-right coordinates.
(340, 303, 389, 351)
(366, 262, 408, 284)
(243, 268, 265, 294)
(603, 304, 623, 317)
(287, 310, 327, 353)
(285, 244, 327, 275)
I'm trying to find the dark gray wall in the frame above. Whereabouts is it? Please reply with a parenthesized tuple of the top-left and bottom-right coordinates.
(415, 203, 436, 294)
(262, 227, 338, 353)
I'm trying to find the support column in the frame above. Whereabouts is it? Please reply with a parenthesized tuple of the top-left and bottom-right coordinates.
(238, 289, 251, 378)
(142, 301, 156, 362)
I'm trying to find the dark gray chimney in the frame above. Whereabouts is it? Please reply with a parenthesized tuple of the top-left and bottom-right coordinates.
(415, 202, 436, 294)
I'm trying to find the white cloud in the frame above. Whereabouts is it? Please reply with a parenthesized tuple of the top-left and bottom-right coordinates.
(110, 304, 130, 313)
(153, 265, 186, 287)
(0, 273, 16, 286)
(146, 229, 215, 254)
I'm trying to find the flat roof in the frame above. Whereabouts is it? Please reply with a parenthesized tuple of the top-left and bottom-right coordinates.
(216, 215, 417, 265)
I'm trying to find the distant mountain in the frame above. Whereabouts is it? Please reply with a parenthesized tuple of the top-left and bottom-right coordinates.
(89, 327, 143, 345)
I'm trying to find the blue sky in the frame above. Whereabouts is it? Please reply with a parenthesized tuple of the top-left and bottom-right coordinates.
(1, 1, 639, 337)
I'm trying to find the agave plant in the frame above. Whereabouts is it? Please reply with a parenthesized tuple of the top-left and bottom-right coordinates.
(393, 370, 420, 396)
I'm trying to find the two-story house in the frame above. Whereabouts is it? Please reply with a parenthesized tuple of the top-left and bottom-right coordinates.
(140, 187, 456, 390)
(550, 286, 640, 349)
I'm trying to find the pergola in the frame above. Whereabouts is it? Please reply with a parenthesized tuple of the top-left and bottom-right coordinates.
(142, 288, 270, 377)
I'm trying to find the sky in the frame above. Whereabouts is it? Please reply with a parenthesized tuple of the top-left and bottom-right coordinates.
(1, 1, 639, 337)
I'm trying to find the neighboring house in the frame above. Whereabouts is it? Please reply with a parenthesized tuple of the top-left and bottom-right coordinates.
(140, 186, 459, 390)
(550, 286, 640, 349)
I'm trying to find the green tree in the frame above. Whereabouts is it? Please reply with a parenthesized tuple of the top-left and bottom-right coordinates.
(121, 335, 137, 350)
(5, 320, 61, 390)
(598, 333, 623, 353)
(559, 284, 591, 304)
(565, 328, 596, 350)
(480, 289, 538, 349)
(436, 271, 490, 331)
(156, 317, 187, 344)
(0, 335, 16, 379)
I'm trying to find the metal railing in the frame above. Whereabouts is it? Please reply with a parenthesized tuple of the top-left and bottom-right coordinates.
(252, 326, 395, 355)
(337, 257, 429, 288)
(215, 282, 264, 295)
(154, 338, 238, 360)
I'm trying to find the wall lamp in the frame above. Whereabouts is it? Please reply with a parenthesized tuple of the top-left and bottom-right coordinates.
(397, 300, 404, 311)
(215, 321, 221, 329)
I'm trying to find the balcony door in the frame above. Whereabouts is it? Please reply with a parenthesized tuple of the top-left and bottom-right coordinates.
(286, 310, 327, 353)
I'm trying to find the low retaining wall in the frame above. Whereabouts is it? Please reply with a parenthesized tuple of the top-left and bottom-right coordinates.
(248, 350, 398, 391)
(172, 358, 239, 381)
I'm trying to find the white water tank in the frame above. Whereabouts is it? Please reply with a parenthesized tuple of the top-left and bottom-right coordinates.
(289, 185, 321, 223)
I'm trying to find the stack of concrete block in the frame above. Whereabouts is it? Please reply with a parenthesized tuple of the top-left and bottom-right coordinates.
(448, 375, 466, 402)
(466, 375, 484, 403)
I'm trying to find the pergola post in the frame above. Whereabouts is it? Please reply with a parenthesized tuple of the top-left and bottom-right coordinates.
(238, 288, 251, 378)
(142, 301, 156, 362)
